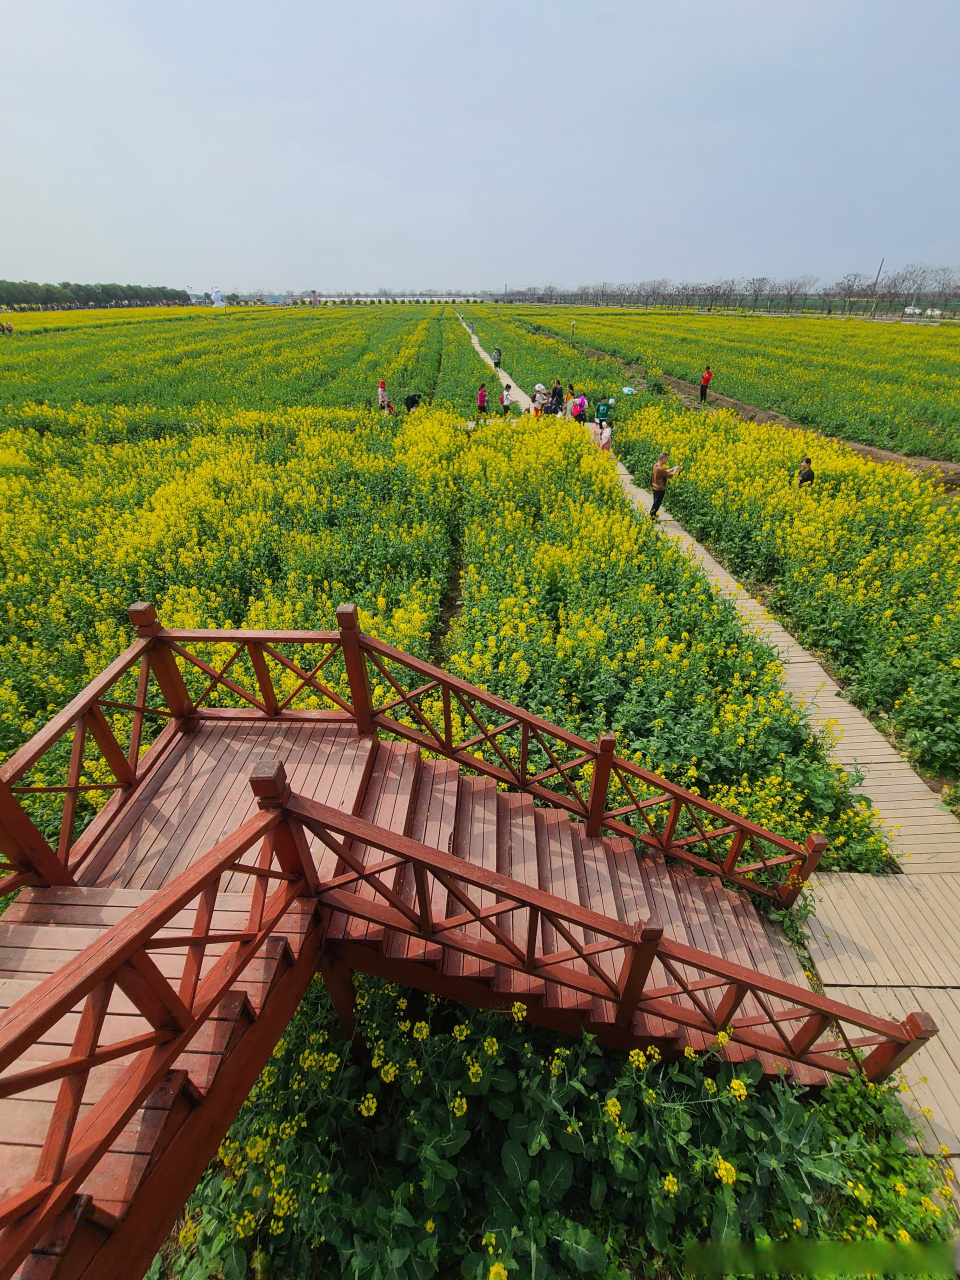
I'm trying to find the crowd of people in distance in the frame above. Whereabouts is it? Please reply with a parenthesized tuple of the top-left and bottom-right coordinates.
(375, 355, 816, 523)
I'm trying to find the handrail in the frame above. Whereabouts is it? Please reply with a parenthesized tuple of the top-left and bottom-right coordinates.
(340, 624, 822, 904)
(0, 762, 314, 1273)
(288, 789, 933, 1082)
(0, 763, 936, 1273)
(0, 601, 824, 903)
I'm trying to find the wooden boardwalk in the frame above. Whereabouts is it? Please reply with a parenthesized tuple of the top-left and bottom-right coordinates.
(614, 465, 960, 1159)
(457, 319, 960, 1158)
(0, 610, 932, 1279)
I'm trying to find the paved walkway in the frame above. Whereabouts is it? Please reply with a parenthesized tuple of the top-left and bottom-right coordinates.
(459, 318, 533, 413)
(461, 317, 960, 1159)
(615, 468, 960, 1159)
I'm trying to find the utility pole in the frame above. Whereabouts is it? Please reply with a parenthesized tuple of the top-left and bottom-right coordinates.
(870, 257, 884, 317)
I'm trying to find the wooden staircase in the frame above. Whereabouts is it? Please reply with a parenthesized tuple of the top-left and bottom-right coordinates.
(0, 606, 938, 1280)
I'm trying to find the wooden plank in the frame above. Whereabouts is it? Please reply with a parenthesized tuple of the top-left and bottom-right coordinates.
(392, 758, 458, 964)
(139, 723, 276, 889)
(220, 719, 328, 892)
(493, 792, 543, 998)
(444, 776, 498, 983)
(93, 723, 236, 888)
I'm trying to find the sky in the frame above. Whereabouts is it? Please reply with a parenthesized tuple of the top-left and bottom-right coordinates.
(2, 0, 958, 293)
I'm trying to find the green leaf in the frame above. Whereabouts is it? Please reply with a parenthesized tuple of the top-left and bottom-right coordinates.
(589, 1171, 607, 1210)
(540, 1149, 574, 1204)
(492, 1069, 516, 1092)
(558, 1221, 607, 1273)
(489, 1094, 514, 1120)
(502, 1138, 531, 1188)
(221, 1243, 247, 1280)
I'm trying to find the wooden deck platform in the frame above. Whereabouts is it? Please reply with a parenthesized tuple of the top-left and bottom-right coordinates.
(0, 611, 937, 1280)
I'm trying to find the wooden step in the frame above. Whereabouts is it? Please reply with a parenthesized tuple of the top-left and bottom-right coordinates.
(0, 887, 299, 1231)
(327, 740, 420, 946)
(388, 758, 459, 965)
(443, 777, 499, 984)
(535, 811, 591, 1015)
(493, 792, 545, 999)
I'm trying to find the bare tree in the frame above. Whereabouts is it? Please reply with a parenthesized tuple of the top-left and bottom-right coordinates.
(779, 275, 818, 312)
(745, 277, 771, 310)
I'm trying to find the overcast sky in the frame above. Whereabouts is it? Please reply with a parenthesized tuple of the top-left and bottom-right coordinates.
(2, 0, 958, 293)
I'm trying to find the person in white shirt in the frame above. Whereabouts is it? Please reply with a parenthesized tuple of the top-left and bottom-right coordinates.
(500, 385, 513, 417)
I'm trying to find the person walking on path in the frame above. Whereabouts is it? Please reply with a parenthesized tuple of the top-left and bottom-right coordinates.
(650, 452, 680, 519)
(469, 322, 475, 335)
(532, 384, 549, 418)
(492, 345, 502, 370)
(699, 365, 713, 403)
(377, 380, 388, 411)
(499, 384, 513, 417)
(477, 383, 488, 418)
(564, 384, 576, 413)
(798, 457, 815, 487)
(548, 380, 564, 415)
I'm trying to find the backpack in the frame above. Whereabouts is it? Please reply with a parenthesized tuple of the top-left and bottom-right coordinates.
(499, 392, 505, 405)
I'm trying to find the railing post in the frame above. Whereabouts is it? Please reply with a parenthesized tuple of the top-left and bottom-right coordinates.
(781, 833, 828, 906)
(615, 914, 662, 1026)
(861, 1011, 938, 1082)
(128, 602, 193, 719)
(336, 603, 376, 735)
(250, 757, 318, 894)
(586, 732, 616, 836)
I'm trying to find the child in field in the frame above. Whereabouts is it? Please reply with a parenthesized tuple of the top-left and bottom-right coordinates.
(699, 366, 712, 402)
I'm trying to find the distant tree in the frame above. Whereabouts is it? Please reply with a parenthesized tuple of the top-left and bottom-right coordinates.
(779, 275, 818, 312)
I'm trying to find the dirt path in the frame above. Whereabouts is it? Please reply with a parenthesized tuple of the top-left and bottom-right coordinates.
(537, 327, 960, 487)
(457, 316, 533, 412)
(663, 375, 960, 488)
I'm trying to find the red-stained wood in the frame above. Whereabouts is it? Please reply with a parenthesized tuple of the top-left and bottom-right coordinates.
(0, 644, 150, 788)
(0, 618, 938, 1278)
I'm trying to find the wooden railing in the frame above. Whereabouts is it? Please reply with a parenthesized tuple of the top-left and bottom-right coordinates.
(0, 759, 935, 1267)
(0, 761, 314, 1275)
(0, 602, 824, 906)
(293, 784, 933, 1082)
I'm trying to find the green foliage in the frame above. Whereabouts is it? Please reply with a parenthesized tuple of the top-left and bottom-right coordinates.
(0, 306, 485, 421)
(612, 403, 960, 782)
(157, 977, 954, 1279)
(501, 305, 960, 462)
(445, 417, 891, 873)
(0, 279, 189, 308)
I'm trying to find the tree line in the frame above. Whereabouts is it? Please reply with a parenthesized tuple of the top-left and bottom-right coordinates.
(503, 263, 960, 315)
(0, 280, 190, 310)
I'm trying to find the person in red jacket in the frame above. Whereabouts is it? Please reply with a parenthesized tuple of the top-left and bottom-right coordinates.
(477, 383, 488, 418)
(699, 365, 713, 403)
